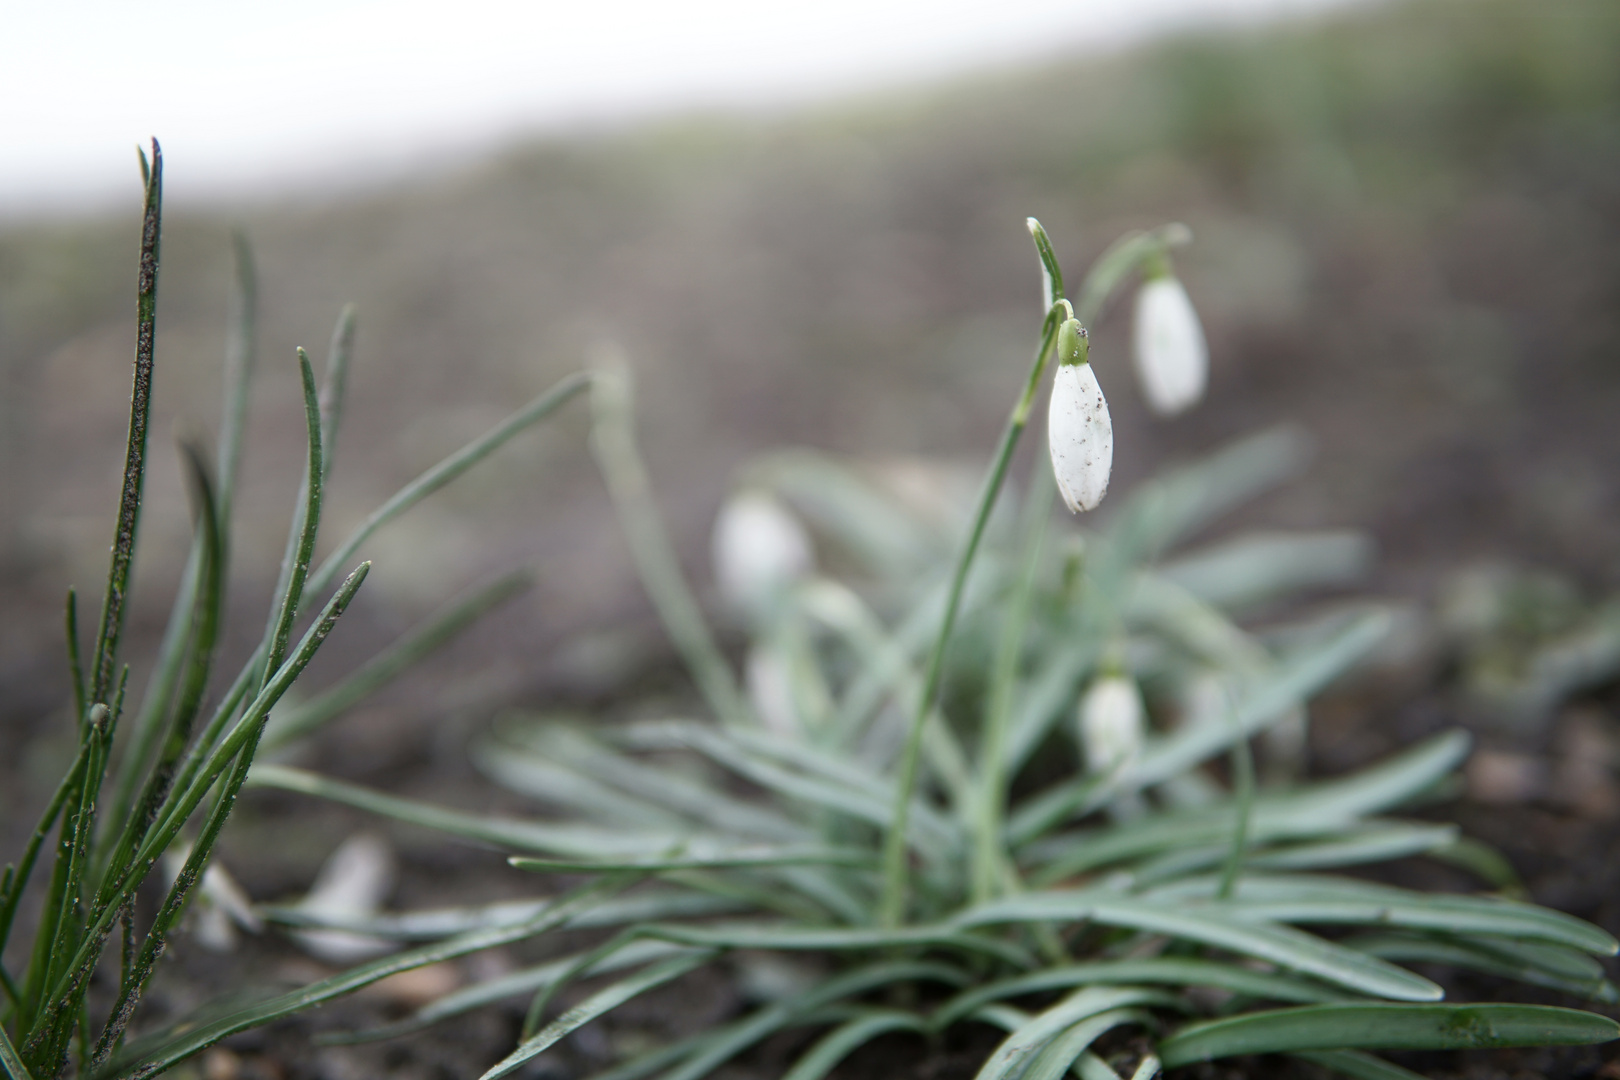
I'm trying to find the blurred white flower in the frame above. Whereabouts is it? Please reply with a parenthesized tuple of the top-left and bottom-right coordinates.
(161, 844, 262, 953)
(290, 832, 396, 964)
(712, 491, 813, 616)
(1079, 675, 1145, 777)
(1047, 321, 1113, 514)
(1132, 275, 1208, 416)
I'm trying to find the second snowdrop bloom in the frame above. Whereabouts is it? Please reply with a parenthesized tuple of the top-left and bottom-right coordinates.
(1047, 317, 1114, 513)
(1079, 674, 1146, 777)
(712, 490, 813, 617)
(1132, 273, 1208, 416)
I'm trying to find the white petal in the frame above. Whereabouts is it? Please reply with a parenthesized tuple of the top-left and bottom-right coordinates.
(291, 833, 396, 963)
(1132, 277, 1208, 416)
(712, 492, 813, 615)
(1047, 362, 1113, 513)
(1079, 676, 1145, 776)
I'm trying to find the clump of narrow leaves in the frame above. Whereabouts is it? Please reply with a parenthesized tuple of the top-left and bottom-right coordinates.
(234, 224, 1618, 1080)
(0, 147, 592, 1079)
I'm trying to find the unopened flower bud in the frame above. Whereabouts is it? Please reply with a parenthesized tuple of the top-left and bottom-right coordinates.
(712, 490, 813, 616)
(1079, 675, 1145, 777)
(1047, 327, 1113, 514)
(1132, 274, 1208, 416)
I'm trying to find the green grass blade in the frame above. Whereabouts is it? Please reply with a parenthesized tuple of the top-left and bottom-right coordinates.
(64, 591, 85, 726)
(0, 737, 94, 958)
(258, 888, 741, 941)
(260, 348, 325, 684)
(972, 987, 1176, 1080)
(509, 845, 875, 874)
(1157, 1004, 1620, 1066)
(0, 1022, 34, 1080)
(932, 958, 1355, 1029)
(780, 1009, 928, 1080)
(641, 922, 1033, 970)
(247, 763, 717, 855)
(1134, 612, 1389, 787)
(263, 569, 533, 749)
(1150, 874, 1619, 956)
(89, 139, 163, 708)
(1022, 1009, 1155, 1080)
(1130, 823, 1461, 885)
(622, 722, 957, 860)
(1023, 732, 1470, 877)
(331, 940, 694, 1044)
(77, 564, 369, 1004)
(1291, 1049, 1427, 1080)
(954, 892, 1441, 1000)
(1345, 932, 1614, 1001)
(485, 723, 760, 835)
(306, 369, 590, 598)
(480, 951, 717, 1080)
(588, 361, 749, 729)
(101, 877, 626, 1079)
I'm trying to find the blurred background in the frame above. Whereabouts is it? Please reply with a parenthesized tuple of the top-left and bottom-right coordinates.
(2, 0, 1618, 763)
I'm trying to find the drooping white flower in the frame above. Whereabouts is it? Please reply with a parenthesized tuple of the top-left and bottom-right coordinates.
(712, 490, 813, 616)
(1047, 320, 1113, 514)
(290, 833, 396, 964)
(1078, 674, 1146, 777)
(1132, 275, 1208, 416)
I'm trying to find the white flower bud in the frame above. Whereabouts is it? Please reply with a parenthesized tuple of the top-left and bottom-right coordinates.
(712, 491, 813, 616)
(1132, 275, 1208, 416)
(1047, 346, 1113, 514)
(1079, 675, 1145, 777)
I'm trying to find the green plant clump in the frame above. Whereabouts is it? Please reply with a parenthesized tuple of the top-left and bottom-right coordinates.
(0, 145, 590, 1080)
(4, 150, 1616, 1080)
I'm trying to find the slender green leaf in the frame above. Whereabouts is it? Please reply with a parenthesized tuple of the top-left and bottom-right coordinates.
(101, 877, 627, 1078)
(1158, 1004, 1620, 1065)
(1023, 1009, 1154, 1080)
(480, 951, 717, 1080)
(0, 1022, 34, 1080)
(954, 892, 1441, 1000)
(973, 988, 1176, 1080)
(932, 958, 1354, 1029)
(509, 845, 875, 874)
(263, 570, 533, 748)
(589, 361, 748, 728)
(306, 370, 590, 598)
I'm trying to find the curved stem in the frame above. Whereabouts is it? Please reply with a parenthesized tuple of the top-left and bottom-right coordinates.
(879, 304, 1063, 928)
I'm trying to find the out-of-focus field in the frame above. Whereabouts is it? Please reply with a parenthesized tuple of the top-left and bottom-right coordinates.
(2, 0, 1617, 753)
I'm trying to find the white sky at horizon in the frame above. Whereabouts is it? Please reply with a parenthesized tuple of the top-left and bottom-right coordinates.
(2, 0, 1369, 217)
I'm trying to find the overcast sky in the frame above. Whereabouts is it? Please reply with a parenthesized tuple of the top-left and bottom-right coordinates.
(2, 0, 1368, 215)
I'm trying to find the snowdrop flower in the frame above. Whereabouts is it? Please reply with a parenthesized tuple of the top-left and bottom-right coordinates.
(1079, 674, 1146, 778)
(1047, 317, 1113, 513)
(712, 490, 813, 617)
(1132, 273, 1208, 416)
(290, 833, 396, 964)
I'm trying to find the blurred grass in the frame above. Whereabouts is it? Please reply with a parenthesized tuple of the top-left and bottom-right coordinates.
(0, 0, 1617, 685)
